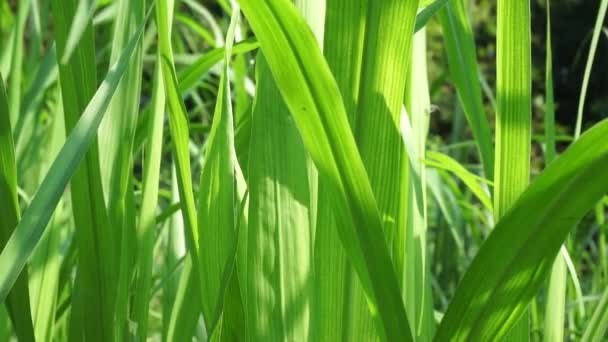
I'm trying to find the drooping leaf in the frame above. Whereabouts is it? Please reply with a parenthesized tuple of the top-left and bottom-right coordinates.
(237, 0, 413, 340)
(434, 119, 608, 341)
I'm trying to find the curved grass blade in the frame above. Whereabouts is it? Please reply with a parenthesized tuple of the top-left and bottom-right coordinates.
(415, 0, 448, 33)
(236, 0, 412, 340)
(425, 151, 493, 212)
(434, 119, 608, 341)
(574, 0, 608, 139)
(178, 39, 259, 94)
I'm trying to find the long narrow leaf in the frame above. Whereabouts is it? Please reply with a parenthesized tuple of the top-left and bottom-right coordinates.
(0, 73, 36, 342)
(0, 8, 147, 319)
(237, 0, 413, 340)
(574, 0, 608, 139)
(438, 0, 494, 179)
(434, 119, 608, 341)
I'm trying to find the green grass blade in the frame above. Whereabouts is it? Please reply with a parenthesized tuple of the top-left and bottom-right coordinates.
(28, 104, 66, 342)
(245, 0, 320, 339)
(156, 0, 202, 284)
(197, 7, 240, 334)
(313, 1, 366, 339)
(162, 165, 198, 341)
(544, 256, 566, 341)
(7, 0, 30, 130)
(403, 29, 435, 341)
(96, 1, 146, 338)
(425, 151, 493, 212)
(493, 0, 532, 338)
(59, 0, 95, 64)
(0, 73, 36, 342)
(317, 0, 420, 339)
(132, 47, 166, 342)
(543, 2, 567, 340)
(0, 12, 147, 341)
(434, 119, 608, 341)
(574, 0, 608, 139)
(166, 256, 202, 342)
(246, 53, 313, 341)
(51, 0, 116, 339)
(581, 287, 608, 342)
(543, 0, 556, 164)
(437, 0, 494, 179)
(237, 0, 413, 340)
(178, 39, 259, 94)
(415, 0, 448, 33)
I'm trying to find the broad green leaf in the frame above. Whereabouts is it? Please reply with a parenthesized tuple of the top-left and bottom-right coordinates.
(246, 53, 313, 341)
(0, 72, 36, 342)
(574, 0, 608, 139)
(237, 0, 413, 340)
(0, 9, 146, 342)
(438, 0, 494, 179)
(434, 119, 608, 341)
(245, 0, 319, 339)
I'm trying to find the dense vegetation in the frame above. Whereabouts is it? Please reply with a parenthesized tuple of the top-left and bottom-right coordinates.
(0, 0, 607, 341)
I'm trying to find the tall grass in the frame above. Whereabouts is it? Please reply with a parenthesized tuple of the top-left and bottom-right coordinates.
(0, 0, 607, 341)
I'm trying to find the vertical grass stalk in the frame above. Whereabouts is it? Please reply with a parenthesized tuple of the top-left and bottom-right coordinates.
(495, 0, 532, 339)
